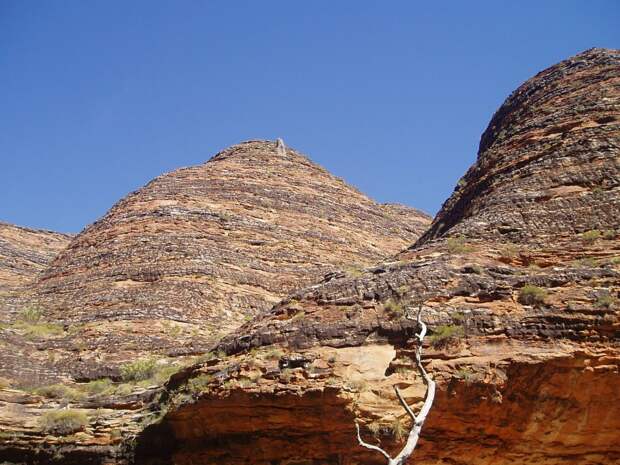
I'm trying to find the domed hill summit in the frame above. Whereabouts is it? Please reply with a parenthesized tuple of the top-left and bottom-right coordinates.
(417, 47, 620, 245)
(24, 140, 430, 371)
(134, 49, 620, 465)
(0, 222, 71, 315)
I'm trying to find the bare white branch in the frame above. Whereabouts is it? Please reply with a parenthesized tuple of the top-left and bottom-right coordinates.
(354, 304, 436, 465)
(355, 421, 391, 461)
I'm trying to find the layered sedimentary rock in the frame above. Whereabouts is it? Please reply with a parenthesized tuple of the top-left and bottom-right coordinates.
(18, 141, 429, 375)
(0, 140, 431, 464)
(417, 47, 620, 244)
(0, 223, 70, 315)
(135, 48, 620, 465)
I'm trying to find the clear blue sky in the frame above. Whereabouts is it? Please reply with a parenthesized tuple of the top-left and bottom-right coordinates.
(1, 1, 618, 233)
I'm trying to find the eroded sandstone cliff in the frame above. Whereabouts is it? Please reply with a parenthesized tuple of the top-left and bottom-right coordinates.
(134, 48, 620, 465)
(0, 141, 430, 463)
(0, 48, 618, 465)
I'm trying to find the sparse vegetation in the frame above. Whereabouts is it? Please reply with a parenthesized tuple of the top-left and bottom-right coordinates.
(151, 364, 180, 385)
(80, 379, 114, 396)
(581, 229, 602, 243)
(572, 257, 599, 268)
(347, 378, 369, 392)
(19, 306, 43, 323)
(470, 264, 483, 274)
(383, 298, 404, 317)
(345, 265, 364, 277)
(499, 244, 519, 259)
(119, 358, 157, 382)
(390, 416, 407, 440)
(447, 236, 474, 254)
(366, 421, 381, 437)
(429, 324, 464, 349)
(264, 347, 284, 360)
(187, 374, 213, 393)
(595, 293, 617, 309)
(0, 377, 11, 389)
(280, 368, 293, 383)
(40, 410, 88, 435)
(518, 285, 547, 306)
(454, 368, 475, 384)
(603, 229, 616, 240)
(10, 306, 64, 339)
(32, 384, 86, 401)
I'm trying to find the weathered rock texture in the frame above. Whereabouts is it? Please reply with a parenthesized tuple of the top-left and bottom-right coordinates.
(0, 141, 429, 463)
(1, 48, 619, 465)
(0, 222, 70, 315)
(16, 141, 429, 376)
(417, 47, 620, 244)
(134, 48, 620, 465)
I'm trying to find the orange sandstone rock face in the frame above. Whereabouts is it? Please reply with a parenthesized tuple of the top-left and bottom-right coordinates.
(0, 141, 429, 464)
(0, 48, 619, 465)
(136, 48, 620, 465)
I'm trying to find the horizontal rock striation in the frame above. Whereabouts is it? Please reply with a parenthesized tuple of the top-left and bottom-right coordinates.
(3, 141, 429, 381)
(0, 222, 71, 317)
(417, 48, 620, 245)
(138, 48, 620, 465)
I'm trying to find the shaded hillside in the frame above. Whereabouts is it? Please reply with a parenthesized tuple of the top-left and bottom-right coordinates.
(0, 223, 71, 316)
(138, 48, 620, 465)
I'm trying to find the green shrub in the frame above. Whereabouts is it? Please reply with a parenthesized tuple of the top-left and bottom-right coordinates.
(603, 229, 616, 240)
(264, 347, 284, 360)
(114, 384, 134, 396)
(518, 285, 547, 306)
(80, 379, 114, 397)
(16, 322, 64, 339)
(33, 384, 86, 401)
(13, 307, 64, 339)
(429, 325, 464, 349)
(151, 364, 180, 385)
(280, 368, 293, 383)
(187, 374, 213, 393)
(119, 358, 157, 382)
(446, 236, 474, 254)
(581, 230, 602, 243)
(455, 368, 475, 384)
(596, 294, 617, 309)
(383, 298, 404, 317)
(19, 307, 43, 323)
(40, 410, 88, 435)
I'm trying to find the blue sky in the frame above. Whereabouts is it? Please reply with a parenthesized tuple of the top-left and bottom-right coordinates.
(1, 1, 618, 233)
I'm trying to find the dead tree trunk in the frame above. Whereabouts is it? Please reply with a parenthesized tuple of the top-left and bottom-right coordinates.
(355, 306, 436, 465)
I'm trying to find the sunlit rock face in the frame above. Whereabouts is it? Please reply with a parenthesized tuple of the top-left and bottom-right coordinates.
(137, 48, 620, 465)
(417, 47, 620, 245)
(15, 140, 429, 378)
(0, 141, 431, 465)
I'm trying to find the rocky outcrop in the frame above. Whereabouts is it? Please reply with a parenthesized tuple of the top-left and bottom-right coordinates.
(0, 48, 618, 465)
(136, 48, 620, 465)
(416, 48, 620, 245)
(0, 222, 71, 316)
(0, 141, 430, 464)
(14, 141, 429, 379)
